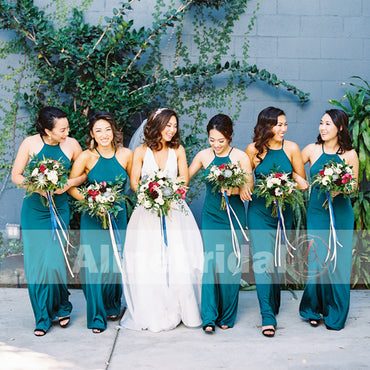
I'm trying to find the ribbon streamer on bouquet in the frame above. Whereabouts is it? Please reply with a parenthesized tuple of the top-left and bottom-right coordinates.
(159, 212, 170, 287)
(107, 212, 124, 277)
(46, 191, 74, 277)
(325, 191, 343, 272)
(223, 191, 249, 272)
(274, 200, 295, 267)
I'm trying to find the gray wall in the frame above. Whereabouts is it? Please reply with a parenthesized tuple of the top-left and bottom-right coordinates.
(0, 0, 369, 228)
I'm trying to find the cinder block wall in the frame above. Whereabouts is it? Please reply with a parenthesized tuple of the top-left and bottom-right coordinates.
(0, 0, 369, 227)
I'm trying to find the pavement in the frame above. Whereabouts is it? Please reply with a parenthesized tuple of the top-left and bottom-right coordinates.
(0, 288, 369, 370)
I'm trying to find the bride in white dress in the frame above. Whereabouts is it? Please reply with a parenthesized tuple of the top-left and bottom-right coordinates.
(121, 108, 204, 332)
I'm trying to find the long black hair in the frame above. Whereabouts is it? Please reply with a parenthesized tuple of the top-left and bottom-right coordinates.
(316, 109, 353, 154)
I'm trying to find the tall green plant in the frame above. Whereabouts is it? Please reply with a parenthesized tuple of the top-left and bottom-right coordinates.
(330, 76, 370, 288)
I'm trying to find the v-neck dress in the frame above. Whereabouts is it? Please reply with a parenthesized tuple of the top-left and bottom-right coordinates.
(121, 147, 204, 332)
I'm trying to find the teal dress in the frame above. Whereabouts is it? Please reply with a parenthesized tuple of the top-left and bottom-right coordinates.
(299, 147, 354, 330)
(201, 149, 246, 328)
(247, 143, 293, 327)
(79, 150, 127, 330)
(21, 138, 72, 332)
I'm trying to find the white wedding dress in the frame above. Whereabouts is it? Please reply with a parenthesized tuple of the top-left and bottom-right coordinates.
(120, 147, 204, 332)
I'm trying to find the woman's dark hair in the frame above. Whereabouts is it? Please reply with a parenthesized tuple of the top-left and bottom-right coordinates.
(206, 114, 233, 142)
(144, 108, 180, 151)
(316, 109, 353, 154)
(35, 106, 68, 136)
(86, 111, 123, 150)
(253, 106, 285, 161)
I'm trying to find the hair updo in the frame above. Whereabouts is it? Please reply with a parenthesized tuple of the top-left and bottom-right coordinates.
(206, 114, 233, 142)
(35, 106, 68, 136)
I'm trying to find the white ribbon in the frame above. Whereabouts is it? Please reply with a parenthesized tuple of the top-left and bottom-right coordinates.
(274, 201, 295, 267)
(47, 192, 74, 277)
(224, 192, 249, 270)
(107, 213, 124, 277)
(326, 194, 343, 272)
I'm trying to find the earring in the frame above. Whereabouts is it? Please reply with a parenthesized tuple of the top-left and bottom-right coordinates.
(90, 138, 95, 150)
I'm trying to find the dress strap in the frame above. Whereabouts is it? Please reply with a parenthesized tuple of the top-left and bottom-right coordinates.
(95, 148, 102, 157)
(40, 134, 45, 144)
(228, 147, 234, 156)
(281, 140, 285, 149)
(321, 143, 325, 154)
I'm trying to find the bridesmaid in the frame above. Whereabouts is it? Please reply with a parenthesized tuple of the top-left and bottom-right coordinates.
(11, 106, 85, 336)
(189, 114, 253, 333)
(245, 106, 306, 337)
(299, 109, 358, 330)
(68, 111, 132, 333)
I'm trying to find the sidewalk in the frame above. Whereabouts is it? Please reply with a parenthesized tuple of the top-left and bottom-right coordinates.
(0, 288, 369, 370)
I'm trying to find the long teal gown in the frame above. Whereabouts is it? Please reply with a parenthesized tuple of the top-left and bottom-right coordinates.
(79, 150, 127, 330)
(299, 146, 354, 330)
(21, 138, 72, 332)
(201, 149, 246, 328)
(247, 143, 293, 327)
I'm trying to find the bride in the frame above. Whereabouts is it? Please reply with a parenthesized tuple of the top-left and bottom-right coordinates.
(121, 108, 204, 332)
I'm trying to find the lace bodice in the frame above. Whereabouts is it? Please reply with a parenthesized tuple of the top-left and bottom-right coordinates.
(141, 147, 178, 178)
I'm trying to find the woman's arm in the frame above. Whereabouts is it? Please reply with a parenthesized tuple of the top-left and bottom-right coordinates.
(176, 145, 189, 186)
(67, 151, 89, 200)
(188, 152, 204, 180)
(238, 152, 254, 201)
(345, 149, 359, 190)
(11, 137, 31, 186)
(130, 146, 145, 192)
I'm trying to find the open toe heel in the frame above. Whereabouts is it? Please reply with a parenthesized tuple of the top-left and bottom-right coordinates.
(203, 325, 215, 334)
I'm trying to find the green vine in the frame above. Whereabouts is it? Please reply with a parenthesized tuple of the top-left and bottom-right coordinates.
(0, 0, 309, 201)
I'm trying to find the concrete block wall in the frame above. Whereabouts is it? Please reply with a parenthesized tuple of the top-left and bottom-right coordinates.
(0, 0, 369, 227)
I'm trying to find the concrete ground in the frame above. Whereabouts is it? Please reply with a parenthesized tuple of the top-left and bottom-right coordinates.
(0, 288, 369, 370)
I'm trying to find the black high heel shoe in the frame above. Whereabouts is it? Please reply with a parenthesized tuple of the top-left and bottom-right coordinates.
(262, 326, 275, 337)
(34, 329, 47, 337)
(58, 316, 70, 328)
(92, 328, 105, 334)
(203, 325, 215, 334)
(309, 319, 320, 327)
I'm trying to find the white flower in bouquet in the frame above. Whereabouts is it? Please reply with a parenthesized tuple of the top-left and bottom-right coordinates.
(157, 179, 164, 186)
(224, 169, 233, 178)
(275, 188, 283, 197)
(324, 168, 334, 176)
(107, 194, 115, 202)
(46, 170, 58, 185)
(156, 197, 165, 205)
(322, 176, 330, 186)
(156, 170, 165, 178)
(37, 174, 47, 186)
(144, 200, 152, 209)
(31, 168, 39, 176)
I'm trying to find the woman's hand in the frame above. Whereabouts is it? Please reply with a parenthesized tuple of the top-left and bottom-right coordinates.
(292, 172, 310, 191)
(221, 187, 233, 197)
(239, 185, 253, 202)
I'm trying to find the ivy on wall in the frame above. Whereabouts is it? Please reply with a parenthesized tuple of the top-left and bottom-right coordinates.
(0, 0, 309, 199)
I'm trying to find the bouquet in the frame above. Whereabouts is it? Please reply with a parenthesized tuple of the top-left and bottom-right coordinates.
(22, 154, 69, 195)
(311, 159, 356, 198)
(136, 170, 187, 216)
(254, 168, 303, 216)
(77, 180, 125, 229)
(206, 162, 247, 209)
